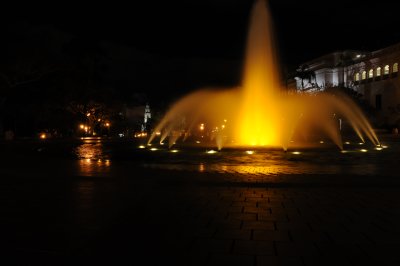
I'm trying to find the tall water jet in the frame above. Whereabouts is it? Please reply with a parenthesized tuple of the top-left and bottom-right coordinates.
(235, 0, 281, 146)
(148, 0, 379, 150)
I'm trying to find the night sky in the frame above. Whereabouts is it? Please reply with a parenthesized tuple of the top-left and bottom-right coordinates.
(4, 0, 400, 104)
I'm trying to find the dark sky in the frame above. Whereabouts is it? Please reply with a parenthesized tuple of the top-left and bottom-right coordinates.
(22, 0, 399, 64)
(4, 0, 400, 103)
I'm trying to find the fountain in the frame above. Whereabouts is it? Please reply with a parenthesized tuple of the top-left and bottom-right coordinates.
(148, 0, 379, 151)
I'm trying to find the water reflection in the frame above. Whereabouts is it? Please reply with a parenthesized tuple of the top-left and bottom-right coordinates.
(75, 140, 111, 176)
(67, 138, 395, 178)
(78, 158, 111, 176)
(141, 142, 393, 177)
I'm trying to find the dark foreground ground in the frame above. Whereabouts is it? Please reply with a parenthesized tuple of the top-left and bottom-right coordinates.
(1, 137, 400, 265)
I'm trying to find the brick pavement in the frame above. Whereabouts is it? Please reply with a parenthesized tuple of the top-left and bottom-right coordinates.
(1, 158, 400, 265)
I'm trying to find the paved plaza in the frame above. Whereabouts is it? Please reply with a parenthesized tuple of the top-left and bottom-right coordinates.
(1, 140, 400, 265)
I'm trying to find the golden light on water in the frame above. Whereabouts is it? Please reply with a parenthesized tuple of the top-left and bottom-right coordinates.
(207, 150, 217, 154)
(360, 149, 368, 152)
(170, 149, 179, 153)
(138, 145, 146, 149)
(292, 151, 301, 155)
(246, 150, 255, 154)
(150, 148, 158, 151)
(147, 0, 380, 150)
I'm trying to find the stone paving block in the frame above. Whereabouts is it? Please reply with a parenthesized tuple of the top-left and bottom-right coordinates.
(256, 256, 303, 266)
(243, 206, 269, 214)
(315, 243, 367, 259)
(208, 254, 254, 266)
(227, 206, 244, 213)
(253, 230, 290, 241)
(364, 231, 400, 245)
(259, 212, 288, 222)
(242, 221, 275, 230)
(191, 238, 233, 253)
(326, 230, 372, 244)
(275, 241, 319, 257)
(231, 201, 257, 208)
(228, 212, 258, 221)
(215, 229, 251, 240)
(303, 255, 352, 266)
(208, 219, 242, 230)
(360, 243, 400, 263)
(182, 226, 216, 238)
(233, 240, 274, 255)
(258, 202, 281, 208)
(276, 222, 310, 231)
(289, 230, 331, 243)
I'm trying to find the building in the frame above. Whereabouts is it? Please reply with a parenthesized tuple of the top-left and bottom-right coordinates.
(295, 43, 400, 127)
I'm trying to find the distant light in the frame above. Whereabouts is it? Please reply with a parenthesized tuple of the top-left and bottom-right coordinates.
(341, 150, 348, 153)
(147, 143, 152, 146)
(196, 141, 201, 144)
(375, 147, 383, 151)
(138, 145, 146, 149)
(170, 149, 179, 153)
(199, 163, 205, 172)
(98, 119, 101, 122)
(360, 149, 368, 152)
(97, 159, 102, 163)
(207, 150, 217, 154)
(221, 125, 225, 129)
(319, 140, 324, 144)
(118, 133, 124, 138)
(345, 141, 350, 145)
(160, 142, 164, 145)
(359, 142, 364, 145)
(105, 122, 110, 127)
(40, 133, 46, 139)
(290, 140, 294, 143)
(381, 145, 388, 149)
(155, 131, 161, 136)
(86, 158, 91, 163)
(292, 151, 301, 155)
(79, 124, 84, 129)
(86, 113, 91, 117)
(356, 54, 361, 58)
(245, 150, 254, 155)
(224, 119, 227, 123)
(150, 148, 158, 151)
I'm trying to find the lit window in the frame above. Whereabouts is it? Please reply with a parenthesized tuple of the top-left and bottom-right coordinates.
(362, 71, 366, 80)
(376, 67, 381, 76)
(393, 63, 398, 73)
(355, 73, 360, 81)
(384, 65, 390, 75)
(368, 69, 373, 78)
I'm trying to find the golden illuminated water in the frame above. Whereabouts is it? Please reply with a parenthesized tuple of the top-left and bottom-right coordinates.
(235, 0, 281, 146)
(149, 0, 379, 150)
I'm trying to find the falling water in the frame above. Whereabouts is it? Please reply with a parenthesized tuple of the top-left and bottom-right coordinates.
(148, 0, 379, 150)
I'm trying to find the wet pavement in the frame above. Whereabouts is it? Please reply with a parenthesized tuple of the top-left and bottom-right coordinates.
(1, 136, 400, 265)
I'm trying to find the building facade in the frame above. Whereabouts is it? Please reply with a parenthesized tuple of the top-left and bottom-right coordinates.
(295, 43, 400, 127)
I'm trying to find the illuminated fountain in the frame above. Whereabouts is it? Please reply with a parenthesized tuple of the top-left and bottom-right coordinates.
(148, 0, 379, 151)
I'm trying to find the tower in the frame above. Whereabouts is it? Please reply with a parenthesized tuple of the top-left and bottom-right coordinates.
(142, 103, 151, 131)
